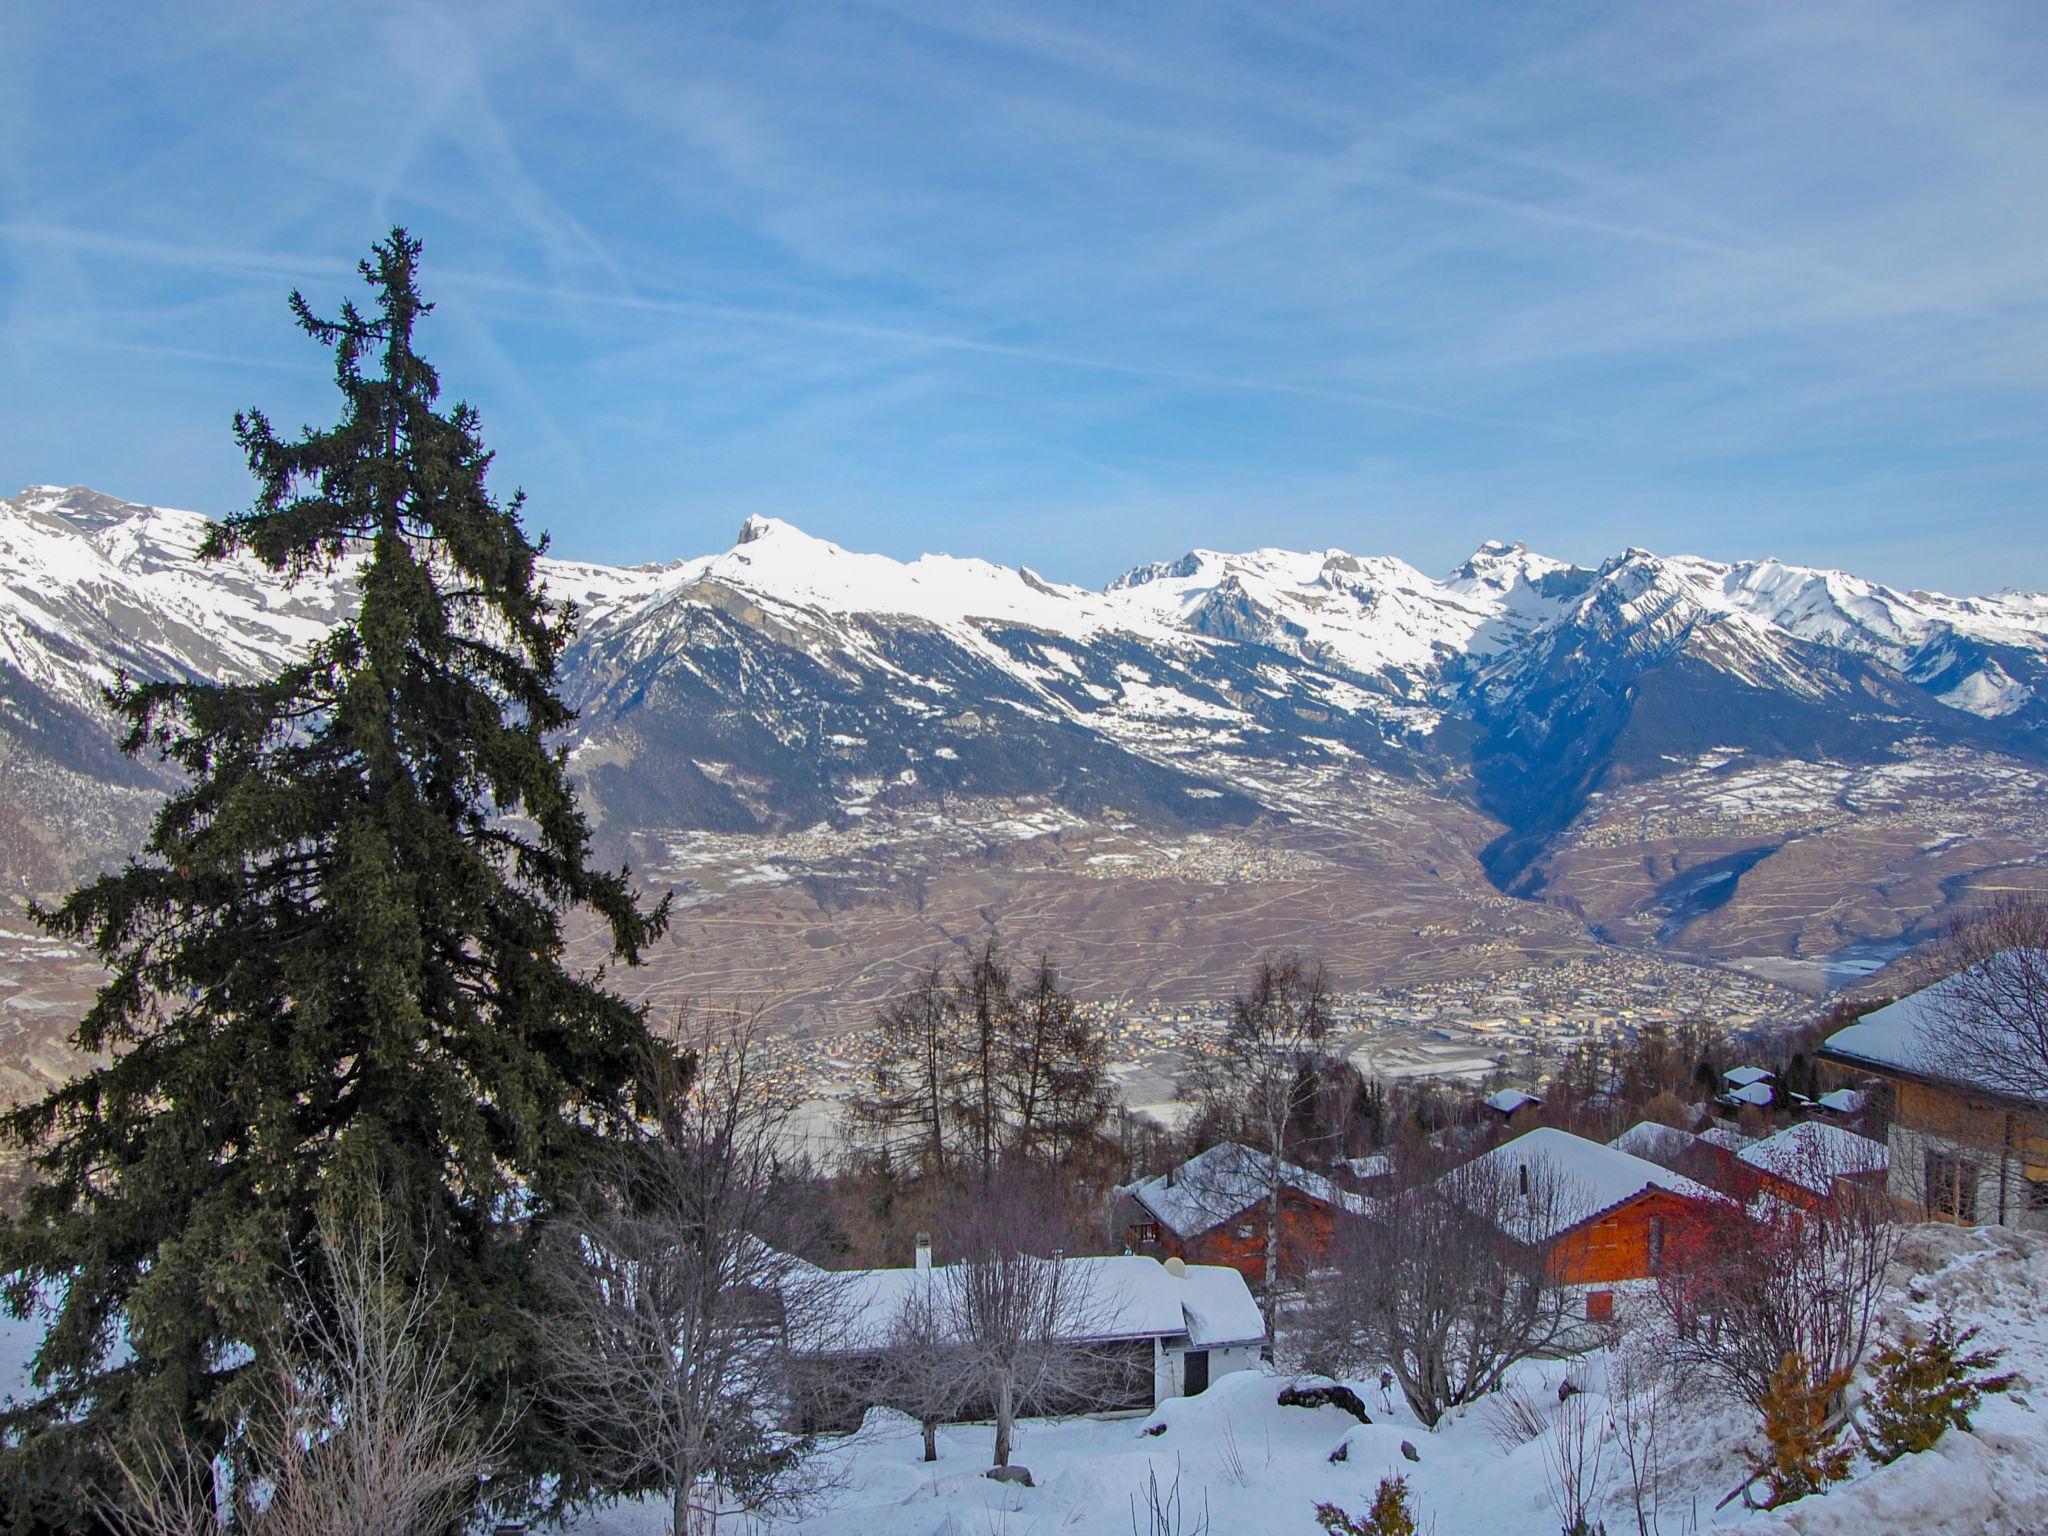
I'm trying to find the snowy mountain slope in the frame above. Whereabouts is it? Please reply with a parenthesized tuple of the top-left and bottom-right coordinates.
(2, 482, 2045, 917)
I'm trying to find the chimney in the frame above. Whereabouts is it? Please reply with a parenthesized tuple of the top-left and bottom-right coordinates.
(914, 1231, 932, 1272)
(1165, 1165, 1175, 1188)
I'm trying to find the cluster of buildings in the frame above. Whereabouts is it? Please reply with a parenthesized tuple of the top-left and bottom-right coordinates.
(1112, 1114, 1890, 1328)
(787, 954, 2044, 1425)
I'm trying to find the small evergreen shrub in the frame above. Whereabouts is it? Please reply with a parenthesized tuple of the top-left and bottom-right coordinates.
(1759, 1353, 1853, 1507)
(1314, 1475, 1418, 1536)
(1866, 1315, 2016, 1463)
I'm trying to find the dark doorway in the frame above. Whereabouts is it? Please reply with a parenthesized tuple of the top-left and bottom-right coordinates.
(1183, 1349, 1210, 1395)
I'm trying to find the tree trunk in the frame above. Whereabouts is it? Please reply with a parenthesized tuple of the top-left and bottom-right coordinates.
(1264, 1145, 1282, 1332)
(994, 1371, 1014, 1468)
(673, 1481, 691, 1536)
(923, 1415, 938, 1462)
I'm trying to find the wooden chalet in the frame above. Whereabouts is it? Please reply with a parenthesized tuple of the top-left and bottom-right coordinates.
(1456, 1127, 1726, 1320)
(1116, 1141, 1367, 1283)
(1735, 1121, 1889, 1209)
(1821, 961, 2048, 1229)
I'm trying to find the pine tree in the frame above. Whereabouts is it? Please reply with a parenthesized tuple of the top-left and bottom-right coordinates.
(1866, 1315, 2015, 1463)
(1315, 1475, 1419, 1536)
(0, 230, 669, 1522)
(1758, 1353, 1853, 1508)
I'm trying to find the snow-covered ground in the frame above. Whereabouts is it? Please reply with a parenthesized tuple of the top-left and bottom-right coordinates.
(564, 1223, 2048, 1536)
(2, 1225, 2039, 1533)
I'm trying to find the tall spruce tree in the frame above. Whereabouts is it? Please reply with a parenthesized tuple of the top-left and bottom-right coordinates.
(0, 230, 669, 1522)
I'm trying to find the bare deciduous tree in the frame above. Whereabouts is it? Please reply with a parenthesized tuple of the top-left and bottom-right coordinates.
(867, 1252, 973, 1463)
(936, 1174, 1116, 1471)
(1007, 953, 1111, 1167)
(99, 1198, 501, 1536)
(1921, 894, 2048, 1102)
(851, 962, 964, 1179)
(1541, 1391, 1609, 1536)
(1607, 1341, 1675, 1536)
(1295, 1151, 1581, 1428)
(945, 1242, 1090, 1472)
(1186, 952, 1334, 1322)
(850, 943, 1111, 1189)
(1654, 1165, 1897, 1412)
(535, 1015, 845, 1534)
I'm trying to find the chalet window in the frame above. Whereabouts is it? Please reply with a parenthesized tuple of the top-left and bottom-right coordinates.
(2028, 1178, 2048, 1212)
(1133, 1222, 1162, 1245)
(1647, 1216, 1665, 1274)
(1585, 1290, 1615, 1322)
(1924, 1150, 1980, 1223)
(1234, 1223, 1255, 1240)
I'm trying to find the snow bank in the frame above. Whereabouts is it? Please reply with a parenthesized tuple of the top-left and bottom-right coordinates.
(1740, 1427, 2048, 1535)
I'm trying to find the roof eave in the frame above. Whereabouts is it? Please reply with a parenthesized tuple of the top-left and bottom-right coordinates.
(1817, 1045, 2046, 1115)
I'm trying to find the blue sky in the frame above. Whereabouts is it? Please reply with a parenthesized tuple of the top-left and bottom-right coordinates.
(3, 1, 2045, 593)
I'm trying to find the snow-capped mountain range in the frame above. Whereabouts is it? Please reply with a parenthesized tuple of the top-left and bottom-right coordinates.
(3, 482, 2045, 903)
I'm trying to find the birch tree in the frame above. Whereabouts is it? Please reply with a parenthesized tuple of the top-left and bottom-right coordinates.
(1189, 952, 1334, 1321)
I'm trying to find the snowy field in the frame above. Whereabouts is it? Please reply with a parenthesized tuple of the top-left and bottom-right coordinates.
(570, 1224, 2048, 1536)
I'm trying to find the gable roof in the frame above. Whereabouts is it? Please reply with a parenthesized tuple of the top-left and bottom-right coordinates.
(1123, 1141, 1365, 1239)
(1738, 1122, 1889, 1195)
(1814, 1088, 1866, 1115)
(1821, 955, 2048, 1105)
(1609, 1120, 1700, 1167)
(800, 1253, 1264, 1355)
(1698, 1124, 1754, 1152)
(1723, 1081, 1774, 1107)
(1455, 1127, 1722, 1246)
(1484, 1087, 1542, 1114)
(1724, 1066, 1774, 1087)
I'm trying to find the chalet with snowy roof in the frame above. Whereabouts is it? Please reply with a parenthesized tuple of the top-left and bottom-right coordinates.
(792, 1248, 1266, 1423)
(1607, 1119, 1763, 1197)
(1736, 1121, 1889, 1208)
(1718, 1066, 1775, 1111)
(1453, 1128, 1725, 1319)
(1608, 1120, 1699, 1170)
(1820, 960, 2048, 1229)
(1483, 1086, 1543, 1125)
(1116, 1141, 1367, 1283)
(1813, 1087, 1867, 1118)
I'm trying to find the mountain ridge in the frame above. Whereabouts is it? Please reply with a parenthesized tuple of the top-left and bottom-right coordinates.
(1, 482, 2045, 1048)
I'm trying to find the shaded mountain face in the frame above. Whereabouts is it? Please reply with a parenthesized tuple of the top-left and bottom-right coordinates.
(1, 484, 2044, 1009)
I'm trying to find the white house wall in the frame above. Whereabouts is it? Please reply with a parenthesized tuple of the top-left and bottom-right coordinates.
(1887, 1122, 2048, 1232)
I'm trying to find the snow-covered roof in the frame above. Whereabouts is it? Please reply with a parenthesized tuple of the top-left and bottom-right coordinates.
(1723, 1081, 1774, 1107)
(1452, 1128, 1721, 1246)
(1724, 1066, 1774, 1087)
(1123, 1142, 1365, 1238)
(1172, 1263, 1267, 1349)
(1822, 956, 2048, 1104)
(1814, 1088, 1866, 1115)
(1609, 1121, 1700, 1167)
(1484, 1088, 1542, 1114)
(1697, 1125, 1754, 1152)
(799, 1254, 1263, 1356)
(1738, 1122, 1889, 1195)
(1342, 1154, 1392, 1181)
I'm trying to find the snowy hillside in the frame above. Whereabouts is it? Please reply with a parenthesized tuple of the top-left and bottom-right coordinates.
(558, 1223, 2048, 1536)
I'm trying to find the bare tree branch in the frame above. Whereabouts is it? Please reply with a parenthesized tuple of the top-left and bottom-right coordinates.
(533, 1014, 848, 1534)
